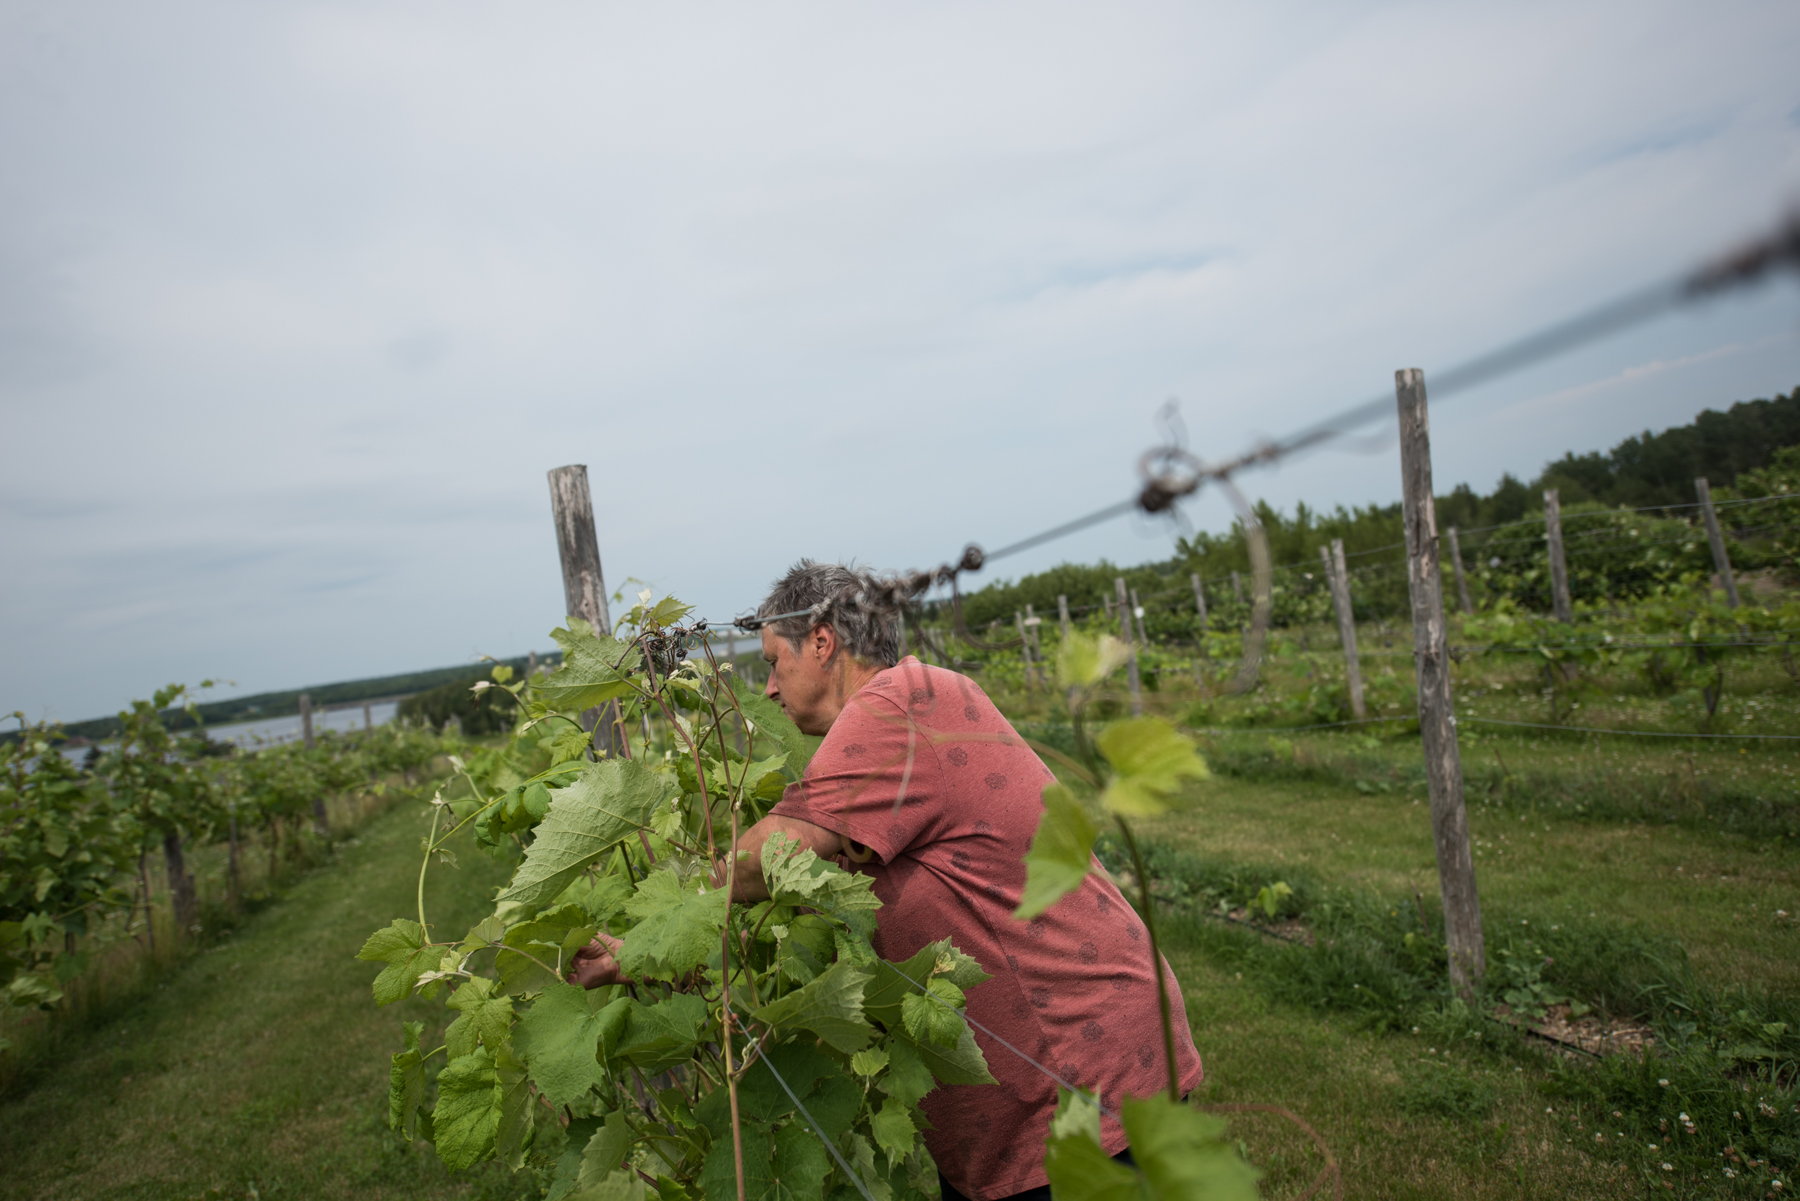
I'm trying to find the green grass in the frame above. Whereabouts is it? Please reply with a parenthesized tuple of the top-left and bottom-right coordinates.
(1169, 942, 1627, 1199)
(0, 801, 532, 1201)
(3, 725, 1794, 1199)
(1133, 773, 1800, 994)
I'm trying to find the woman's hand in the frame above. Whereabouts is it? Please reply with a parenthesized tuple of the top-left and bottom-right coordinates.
(567, 931, 626, 990)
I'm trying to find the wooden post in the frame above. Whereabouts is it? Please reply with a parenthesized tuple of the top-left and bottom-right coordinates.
(1025, 604, 1045, 686)
(1695, 477, 1740, 608)
(1103, 593, 1114, 620)
(1190, 573, 1209, 683)
(547, 465, 617, 753)
(362, 701, 372, 731)
(1396, 367, 1485, 998)
(1230, 571, 1243, 603)
(299, 692, 328, 835)
(1322, 541, 1367, 720)
(1130, 589, 1148, 645)
(1057, 594, 1072, 641)
(1115, 577, 1143, 716)
(227, 799, 241, 905)
(1446, 526, 1474, 615)
(1015, 611, 1037, 692)
(1544, 487, 1573, 623)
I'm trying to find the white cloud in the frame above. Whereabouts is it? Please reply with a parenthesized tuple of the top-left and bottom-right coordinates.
(1, 0, 1797, 720)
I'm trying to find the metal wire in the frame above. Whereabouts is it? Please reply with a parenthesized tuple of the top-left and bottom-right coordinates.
(756, 1053, 881, 1201)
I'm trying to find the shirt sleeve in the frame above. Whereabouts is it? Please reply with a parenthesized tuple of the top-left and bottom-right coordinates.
(768, 686, 943, 865)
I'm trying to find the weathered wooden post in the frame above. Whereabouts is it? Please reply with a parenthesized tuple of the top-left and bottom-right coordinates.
(1015, 611, 1037, 692)
(547, 465, 617, 753)
(1025, 603, 1045, 682)
(1190, 573, 1209, 684)
(1695, 477, 1740, 608)
(1321, 541, 1367, 720)
(1396, 367, 1485, 998)
(362, 701, 372, 731)
(1115, 577, 1143, 716)
(1544, 488, 1573, 623)
(1446, 526, 1474, 615)
(1231, 570, 1243, 603)
(227, 799, 241, 905)
(1130, 589, 1149, 645)
(299, 693, 329, 835)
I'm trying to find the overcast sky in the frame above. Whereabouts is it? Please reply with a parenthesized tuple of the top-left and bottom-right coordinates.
(3, 1, 1798, 724)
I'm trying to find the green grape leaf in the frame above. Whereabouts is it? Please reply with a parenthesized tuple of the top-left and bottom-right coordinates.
(870, 1097, 918, 1170)
(843, 1133, 896, 1201)
(575, 1110, 633, 1187)
(357, 918, 435, 1006)
(433, 1046, 501, 1170)
(701, 1119, 776, 1201)
(900, 980, 965, 1049)
(1043, 1121, 1143, 1201)
(1121, 1094, 1261, 1201)
(932, 943, 994, 992)
(863, 943, 944, 1029)
(538, 622, 642, 712)
(1095, 717, 1210, 817)
(493, 1041, 534, 1170)
(762, 833, 883, 928)
(731, 679, 821, 777)
(850, 1047, 890, 1078)
(512, 981, 618, 1107)
(751, 959, 876, 1053)
(445, 976, 514, 1059)
(388, 1020, 427, 1138)
(614, 993, 709, 1074)
(771, 1120, 833, 1201)
(543, 726, 593, 767)
(1056, 631, 1134, 690)
(570, 1169, 648, 1201)
(1050, 1085, 1102, 1145)
(615, 870, 729, 980)
(892, 1023, 995, 1088)
(877, 1038, 936, 1109)
(1014, 783, 1097, 919)
(497, 903, 600, 992)
(496, 759, 672, 916)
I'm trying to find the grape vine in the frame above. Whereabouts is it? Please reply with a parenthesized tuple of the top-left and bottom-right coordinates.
(363, 596, 1268, 1200)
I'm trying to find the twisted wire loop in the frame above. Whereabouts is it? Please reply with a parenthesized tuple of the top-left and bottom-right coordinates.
(719, 208, 1800, 689)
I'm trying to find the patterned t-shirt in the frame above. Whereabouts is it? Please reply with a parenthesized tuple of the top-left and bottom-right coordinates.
(768, 656, 1204, 1200)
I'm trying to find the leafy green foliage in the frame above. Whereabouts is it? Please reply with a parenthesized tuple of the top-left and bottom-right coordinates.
(1095, 716, 1210, 817)
(363, 596, 991, 1200)
(1043, 1089, 1260, 1201)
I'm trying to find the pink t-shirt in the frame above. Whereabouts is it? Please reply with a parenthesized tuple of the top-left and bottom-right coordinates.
(769, 656, 1203, 1200)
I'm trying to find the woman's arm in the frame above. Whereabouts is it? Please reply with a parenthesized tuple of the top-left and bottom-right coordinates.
(713, 813, 846, 903)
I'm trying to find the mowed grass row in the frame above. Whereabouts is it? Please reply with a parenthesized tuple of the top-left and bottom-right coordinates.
(1141, 767, 1800, 993)
(2, 755, 1791, 1198)
(0, 800, 532, 1201)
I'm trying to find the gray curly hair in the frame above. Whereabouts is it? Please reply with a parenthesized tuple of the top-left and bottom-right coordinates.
(756, 560, 904, 667)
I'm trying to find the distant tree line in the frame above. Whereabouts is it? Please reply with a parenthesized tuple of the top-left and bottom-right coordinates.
(952, 384, 1798, 630)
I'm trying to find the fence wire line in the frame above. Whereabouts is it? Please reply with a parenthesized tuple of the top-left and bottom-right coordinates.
(711, 212, 1796, 636)
(755, 1052, 881, 1201)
